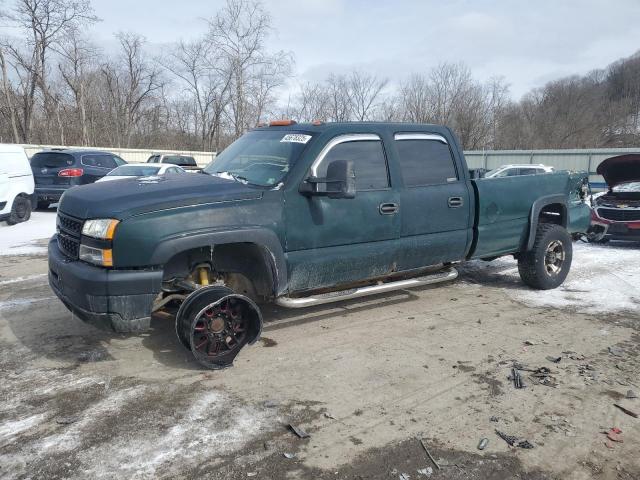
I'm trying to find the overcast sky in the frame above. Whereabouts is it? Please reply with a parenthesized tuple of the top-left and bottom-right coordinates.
(91, 0, 640, 100)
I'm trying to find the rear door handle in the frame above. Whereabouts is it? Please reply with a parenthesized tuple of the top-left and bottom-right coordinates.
(379, 202, 399, 215)
(448, 197, 464, 208)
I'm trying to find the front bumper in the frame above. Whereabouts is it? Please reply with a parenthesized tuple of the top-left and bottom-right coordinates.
(48, 236, 163, 332)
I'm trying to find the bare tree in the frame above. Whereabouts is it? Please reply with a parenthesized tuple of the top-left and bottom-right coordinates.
(208, 0, 291, 137)
(0, 0, 97, 141)
(57, 28, 98, 145)
(348, 71, 388, 121)
(0, 46, 20, 142)
(101, 33, 163, 147)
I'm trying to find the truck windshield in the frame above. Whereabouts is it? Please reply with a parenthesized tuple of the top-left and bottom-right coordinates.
(204, 130, 314, 187)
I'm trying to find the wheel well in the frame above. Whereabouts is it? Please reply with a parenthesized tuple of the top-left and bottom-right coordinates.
(162, 243, 275, 300)
(538, 203, 566, 227)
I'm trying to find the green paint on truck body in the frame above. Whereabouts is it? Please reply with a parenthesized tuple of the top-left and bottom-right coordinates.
(54, 121, 592, 308)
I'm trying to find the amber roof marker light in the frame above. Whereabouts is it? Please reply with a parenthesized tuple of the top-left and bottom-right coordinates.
(269, 119, 297, 126)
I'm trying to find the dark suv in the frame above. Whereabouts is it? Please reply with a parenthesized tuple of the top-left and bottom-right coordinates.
(30, 149, 126, 209)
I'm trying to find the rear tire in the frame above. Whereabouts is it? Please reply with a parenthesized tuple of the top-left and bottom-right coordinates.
(518, 224, 572, 290)
(6, 196, 32, 225)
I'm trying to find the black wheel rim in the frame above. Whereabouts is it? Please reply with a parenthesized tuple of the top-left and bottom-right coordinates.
(190, 298, 248, 359)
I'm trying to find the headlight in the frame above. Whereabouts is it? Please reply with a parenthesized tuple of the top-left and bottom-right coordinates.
(82, 218, 119, 240)
(79, 245, 113, 267)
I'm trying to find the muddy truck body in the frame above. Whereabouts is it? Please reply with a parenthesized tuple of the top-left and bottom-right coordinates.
(48, 122, 591, 368)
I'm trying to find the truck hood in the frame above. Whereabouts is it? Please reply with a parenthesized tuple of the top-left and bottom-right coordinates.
(596, 154, 640, 187)
(58, 173, 263, 219)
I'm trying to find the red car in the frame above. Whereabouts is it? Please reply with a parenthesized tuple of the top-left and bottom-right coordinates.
(589, 154, 640, 242)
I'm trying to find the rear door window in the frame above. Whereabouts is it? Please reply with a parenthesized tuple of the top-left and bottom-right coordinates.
(394, 134, 458, 186)
(82, 154, 118, 169)
(316, 139, 389, 191)
(30, 152, 74, 168)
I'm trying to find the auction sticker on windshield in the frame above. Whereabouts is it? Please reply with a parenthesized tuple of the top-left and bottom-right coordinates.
(280, 134, 312, 144)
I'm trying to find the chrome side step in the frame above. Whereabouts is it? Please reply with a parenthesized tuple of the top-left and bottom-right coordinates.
(275, 267, 458, 309)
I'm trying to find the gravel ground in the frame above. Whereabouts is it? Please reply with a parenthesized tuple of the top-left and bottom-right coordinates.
(0, 233, 638, 480)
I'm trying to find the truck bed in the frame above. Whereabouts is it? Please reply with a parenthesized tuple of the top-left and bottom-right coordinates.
(468, 171, 588, 259)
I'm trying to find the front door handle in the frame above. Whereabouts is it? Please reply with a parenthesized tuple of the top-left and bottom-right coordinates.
(448, 197, 464, 208)
(379, 202, 399, 215)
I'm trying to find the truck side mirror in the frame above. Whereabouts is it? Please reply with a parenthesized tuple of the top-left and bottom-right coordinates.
(300, 159, 356, 199)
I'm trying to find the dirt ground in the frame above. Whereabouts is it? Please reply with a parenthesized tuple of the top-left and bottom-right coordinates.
(0, 243, 639, 480)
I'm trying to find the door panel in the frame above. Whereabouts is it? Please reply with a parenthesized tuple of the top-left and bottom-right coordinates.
(393, 134, 471, 270)
(284, 135, 400, 292)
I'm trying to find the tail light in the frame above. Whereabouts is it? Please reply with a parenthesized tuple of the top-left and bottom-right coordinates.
(58, 168, 83, 177)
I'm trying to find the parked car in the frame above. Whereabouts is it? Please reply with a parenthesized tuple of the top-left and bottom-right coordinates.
(0, 144, 34, 225)
(95, 163, 187, 183)
(147, 154, 201, 172)
(30, 149, 126, 209)
(589, 154, 640, 243)
(485, 164, 554, 178)
(48, 121, 591, 369)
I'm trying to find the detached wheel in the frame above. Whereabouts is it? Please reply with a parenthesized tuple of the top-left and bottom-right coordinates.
(518, 224, 572, 290)
(175, 286, 262, 369)
(6, 196, 32, 225)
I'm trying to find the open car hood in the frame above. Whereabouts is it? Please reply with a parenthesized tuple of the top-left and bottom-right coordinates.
(596, 154, 640, 187)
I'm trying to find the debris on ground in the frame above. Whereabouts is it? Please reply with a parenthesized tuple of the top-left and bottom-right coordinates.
(263, 399, 279, 408)
(509, 367, 525, 389)
(613, 404, 639, 418)
(418, 438, 440, 470)
(289, 424, 310, 439)
(523, 340, 538, 346)
(495, 429, 535, 449)
(546, 355, 562, 363)
(608, 346, 624, 357)
(399, 473, 410, 480)
(417, 466, 433, 477)
(606, 427, 623, 443)
(477, 438, 489, 450)
(529, 367, 558, 388)
(490, 416, 499, 422)
(323, 412, 336, 419)
(55, 416, 79, 425)
(627, 390, 638, 399)
(283, 452, 296, 459)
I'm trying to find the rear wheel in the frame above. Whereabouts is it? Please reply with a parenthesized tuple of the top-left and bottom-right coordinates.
(6, 196, 32, 225)
(518, 224, 572, 290)
(175, 286, 262, 369)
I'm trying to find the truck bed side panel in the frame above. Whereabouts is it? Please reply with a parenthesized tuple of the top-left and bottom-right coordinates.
(469, 172, 571, 259)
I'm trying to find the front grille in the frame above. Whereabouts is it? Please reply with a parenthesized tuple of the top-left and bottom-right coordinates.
(598, 208, 640, 222)
(57, 212, 83, 235)
(57, 212, 83, 259)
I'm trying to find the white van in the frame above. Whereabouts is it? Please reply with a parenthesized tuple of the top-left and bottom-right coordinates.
(0, 144, 35, 225)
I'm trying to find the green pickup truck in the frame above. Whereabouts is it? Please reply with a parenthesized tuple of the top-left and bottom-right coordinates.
(49, 121, 591, 368)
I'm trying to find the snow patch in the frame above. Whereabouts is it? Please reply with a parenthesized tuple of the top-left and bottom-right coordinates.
(462, 242, 640, 315)
(79, 391, 273, 479)
(0, 211, 57, 255)
(0, 413, 47, 442)
(0, 274, 47, 285)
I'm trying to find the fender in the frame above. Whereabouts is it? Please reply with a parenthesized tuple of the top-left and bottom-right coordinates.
(149, 227, 288, 296)
(524, 194, 568, 251)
